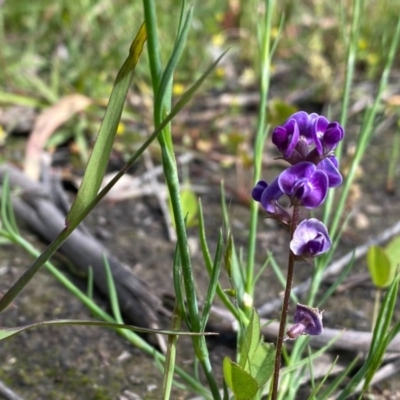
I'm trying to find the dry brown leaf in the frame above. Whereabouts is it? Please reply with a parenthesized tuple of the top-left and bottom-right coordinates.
(24, 94, 92, 180)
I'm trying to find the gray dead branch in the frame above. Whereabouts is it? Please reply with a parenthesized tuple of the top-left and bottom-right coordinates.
(0, 378, 25, 400)
(0, 163, 169, 345)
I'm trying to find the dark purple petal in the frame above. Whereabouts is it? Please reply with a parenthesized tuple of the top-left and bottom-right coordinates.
(317, 158, 342, 188)
(301, 170, 328, 208)
(285, 304, 324, 340)
(293, 304, 324, 335)
(329, 155, 339, 168)
(252, 178, 291, 223)
(260, 177, 284, 213)
(322, 122, 344, 152)
(288, 111, 309, 129)
(312, 116, 330, 155)
(272, 119, 299, 158)
(290, 218, 331, 256)
(288, 112, 316, 144)
(278, 162, 328, 208)
(252, 180, 268, 202)
(278, 162, 316, 195)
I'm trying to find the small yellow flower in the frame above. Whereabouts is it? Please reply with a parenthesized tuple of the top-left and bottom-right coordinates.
(116, 122, 125, 136)
(215, 66, 225, 78)
(212, 33, 225, 47)
(358, 38, 368, 51)
(173, 83, 185, 96)
(0, 125, 6, 145)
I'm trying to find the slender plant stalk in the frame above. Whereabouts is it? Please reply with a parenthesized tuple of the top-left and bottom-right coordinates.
(142, 2, 220, 398)
(386, 127, 400, 193)
(246, 0, 274, 302)
(271, 205, 300, 400)
(323, 0, 361, 227)
(372, 288, 381, 331)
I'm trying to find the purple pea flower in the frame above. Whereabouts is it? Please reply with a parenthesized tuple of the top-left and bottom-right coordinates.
(272, 112, 317, 164)
(272, 119, 300, 159)
(317, 156, 342, 188)
(272, 112, 345, 168)
(285, 303, 324, 340)
(312, 120, 344, 156)
(278, 162, 328, 209)
(252, 179, 291, 224)
(290, 218, 331, 257)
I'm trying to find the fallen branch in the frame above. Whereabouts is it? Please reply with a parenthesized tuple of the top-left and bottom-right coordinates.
(0, 164, 168, 335)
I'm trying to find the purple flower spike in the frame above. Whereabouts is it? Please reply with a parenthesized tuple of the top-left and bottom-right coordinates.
(252, 179, 291, 224)
(290, 218, 331, 257)
(278, 162, 328, 208)
(285, 303, 324, 340)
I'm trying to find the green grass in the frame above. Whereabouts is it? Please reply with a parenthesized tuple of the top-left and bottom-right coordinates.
(1, 1, 400, 399)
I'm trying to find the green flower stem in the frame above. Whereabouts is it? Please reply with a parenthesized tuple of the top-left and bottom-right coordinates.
(142, 1, 220, 398)
(271, 205, 300, 400)
(246, 0, 274, 301)
(323, 0, 361, 227)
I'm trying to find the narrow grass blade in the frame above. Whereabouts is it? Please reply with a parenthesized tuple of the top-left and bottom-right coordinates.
(0, 319, 217, 341)
(317, 356, 359, 400)
(103, 255, 124, 324)
(67, 23, 147, 224)
(198, 199, 240, 321)
(87, 266, 94, 299)
(172, 241, 190, 328)
(336, 274, 399, 399)
(201, 230, 223, 330)
(0, 174, 19, 235)
(162, 301, 182, 400)
(155, 5, 193, 117)
(317, 253, 355, 308)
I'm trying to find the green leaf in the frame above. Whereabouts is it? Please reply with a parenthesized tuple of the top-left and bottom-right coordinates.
(66, 23, 147, 226)
(223, 357, 259, 400)
(224, 232, 233, 279)
(385, 236, 400, 271)
(366, 245, 392, 288)
(0, 319, 218, 342)
(239, 309, 261, 369)
(250, 342, 275, 387)
(239, 310, 275, 387)
(201, 230, 223, 330)
(169, 187, 198, 228)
